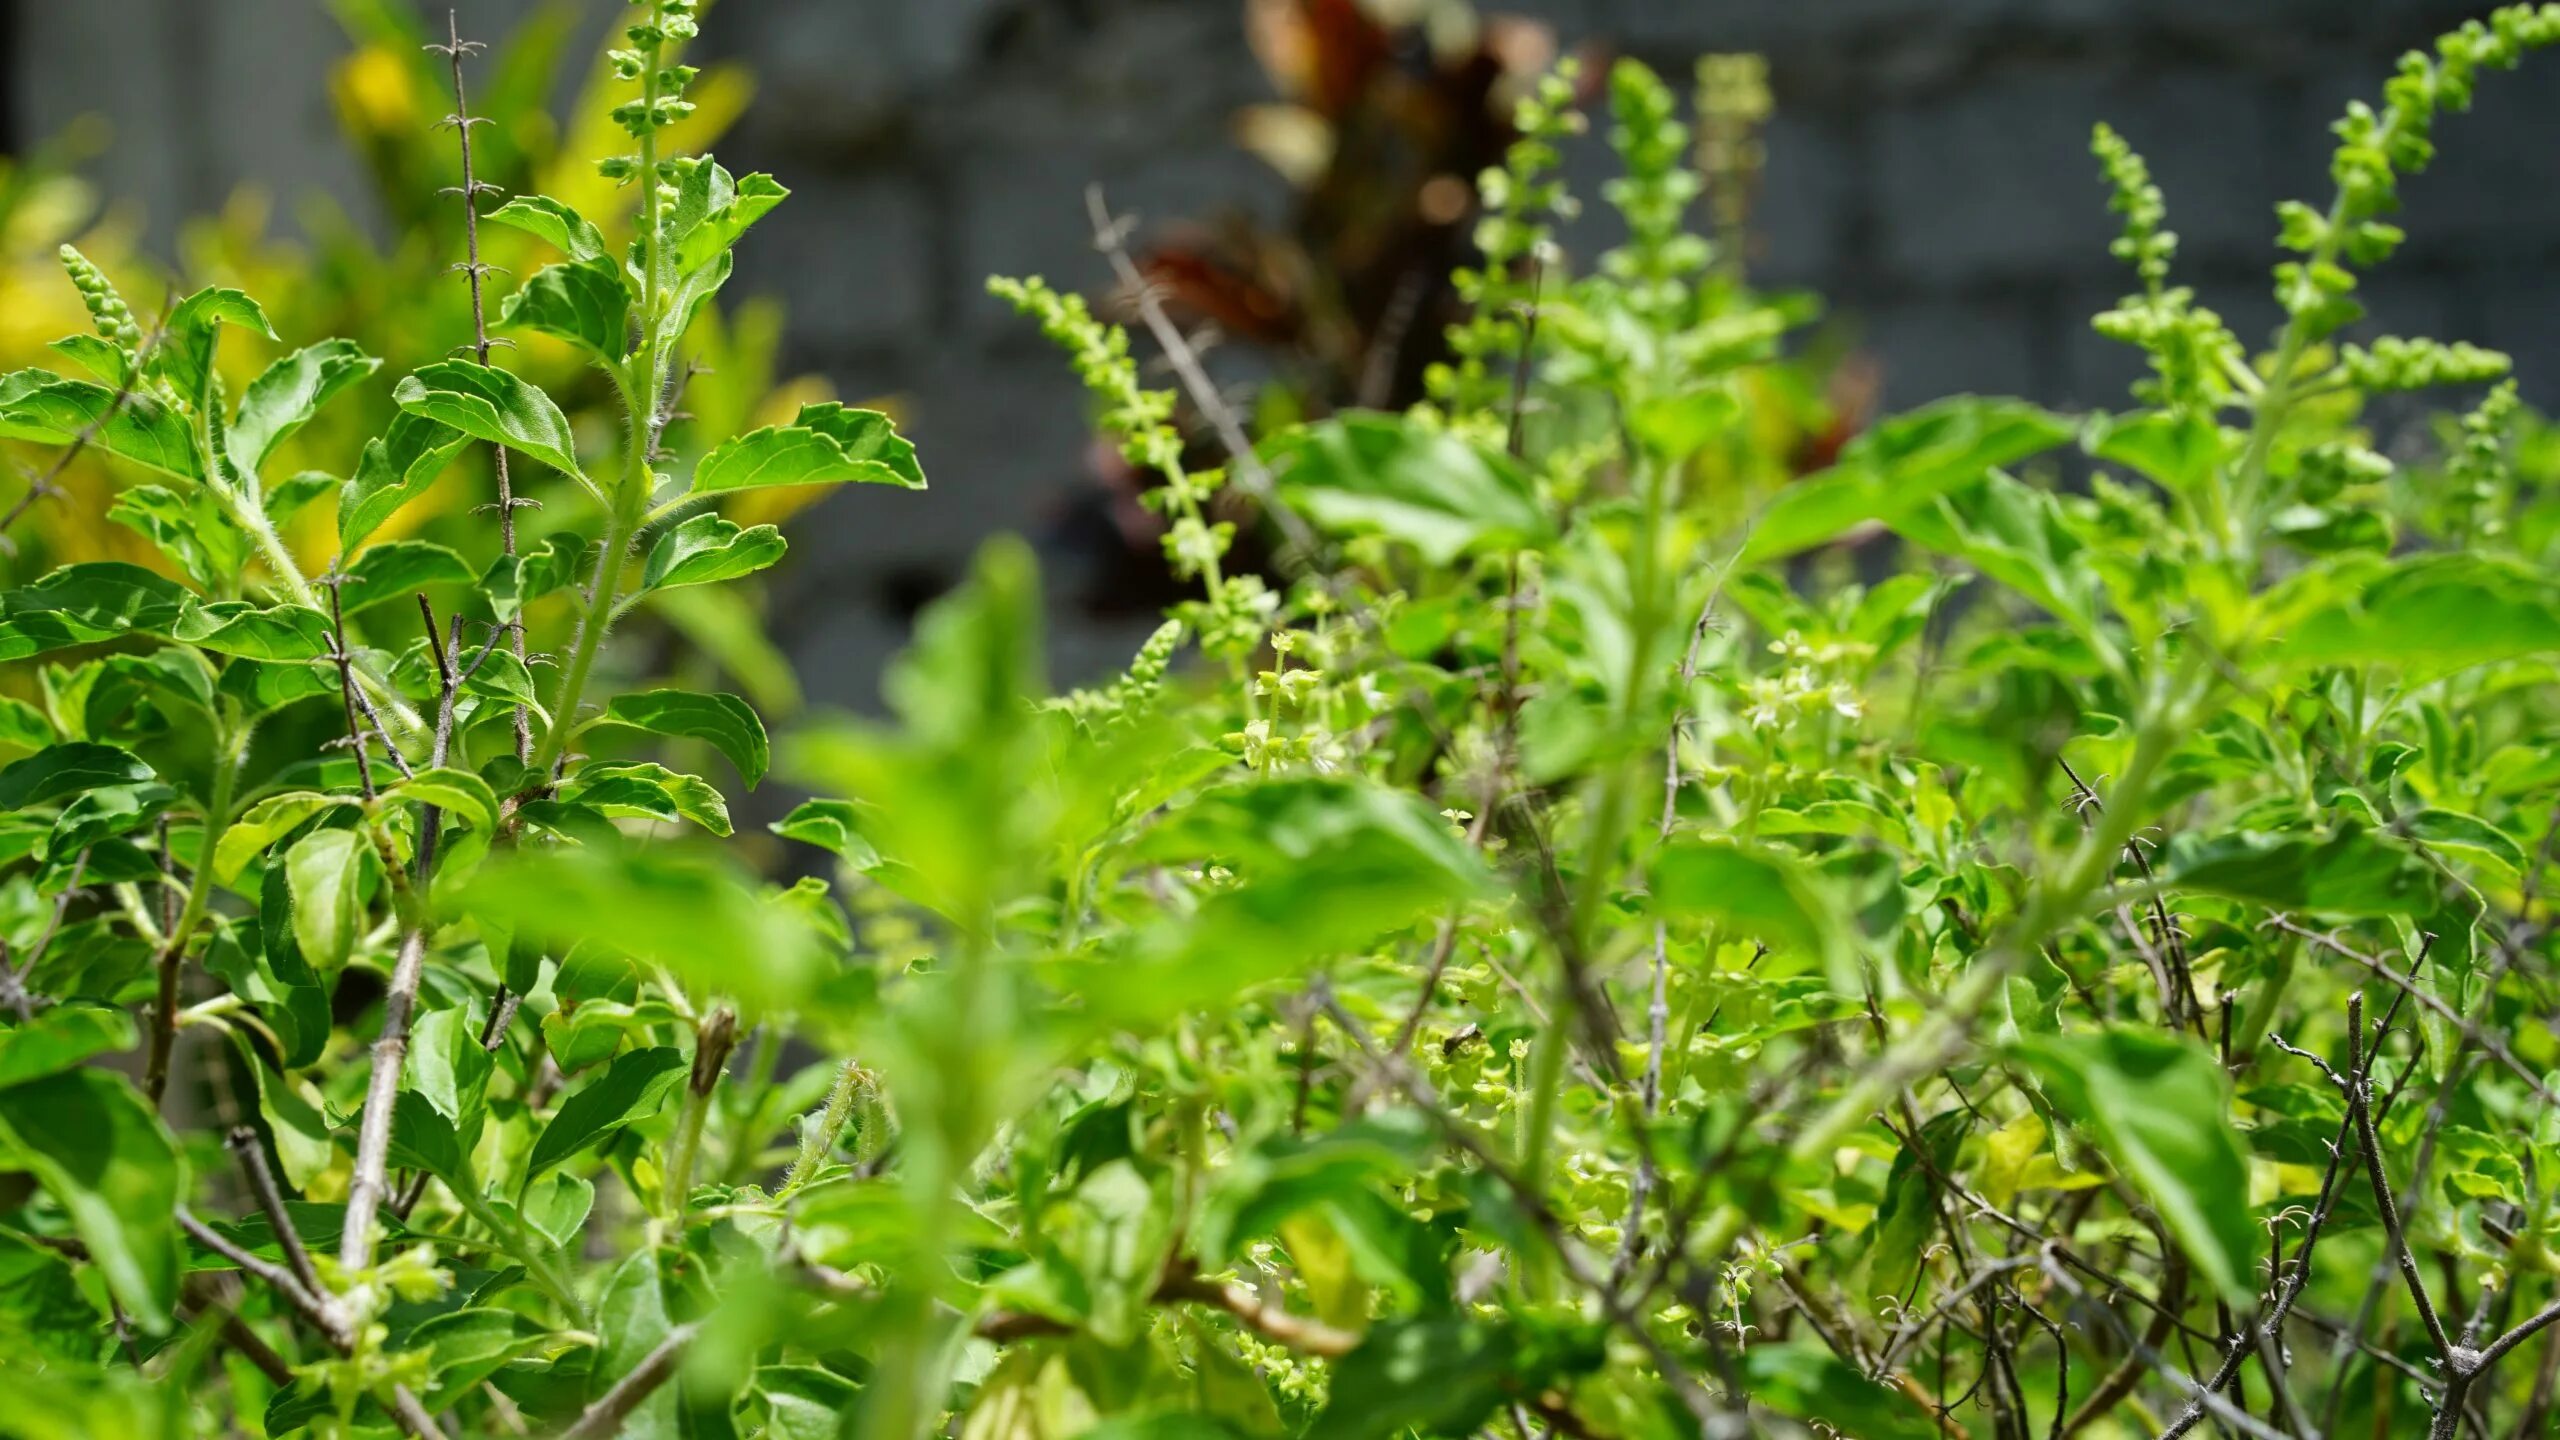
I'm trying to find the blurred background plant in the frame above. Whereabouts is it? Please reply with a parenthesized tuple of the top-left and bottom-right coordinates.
(0, 0, 828, 721)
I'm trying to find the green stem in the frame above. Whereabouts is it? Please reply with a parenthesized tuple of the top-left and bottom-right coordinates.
(453, 1183, 587, 1324)
(143, 730, 239, 1103)
(784, 1058, 865, 1194)
(661, 1083, 711, 1225)
(532, 493, 639, 777)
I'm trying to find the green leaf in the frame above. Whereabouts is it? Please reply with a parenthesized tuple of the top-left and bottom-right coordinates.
(486, 195, 610, 263)
(2266, 554, 2560, 677)
(692, 404, 925, 494)
(768, 798, 880, 867)
(671, 172, 790, 274)
(0, 1067, 184, 1332)
(755, 1365, 861, 1440)
(559, 760, 732, 835)
(1891, 470, 2109, 645)
(0, 696, 53, 751)
(466, 845, 830, 1013)
(0, 1004, 137, 1088)
(1740, 1345, 1940, 1439)
(382, 767, 501, 834)
(603, 690, 769, 787)
(595, 1249, 680, 1440)
(2403, 809, 2527, 882)
(1628, 386, 1741, 458)
(284, 827, 369, 970)
(525, 1045, 688, 1180)
(340, 411, 471, 549)
(0, 743, 155, 810)
(1195, 1110, 1433, 1263)
(171, 601, 334, 662)
(481, 533, 587, 623)
(657, 250, 733, 359)
(2014, 1027, 2259, 1302)
(407, 1005, 494, 1125)
(0, 1229, 100, 1362)
(521, 1172, 595, 1251)
(392, 361, 583, 483)
(0, 562, 195, 660)
(340, 540, 477, 614)
(388, 1088, 468, 1181)
(48, 332, 131, 385)
(0, 370, 202, 482)
(1062, 779, 1492, 1033)
(1742, 397, 2076, 562)
(213, 792, 342, 882)
(2084, 409, 2227, 495)
(1307, 1318, 1533, 1440)
(156, 287, 276, 406)
(106, 484, 245, 592)
(1651, 837, 1852, 979)
(642, 514, 787, 591)
(265, 470, 340, 528)
(405, 1307, 555, 1409)
(2164, 826, 2440, 916)
(229, 339, 381, 476)
(499, 259, 633, 366)
(217, 658, 339, 719)
(1270, 413, 1550, 564)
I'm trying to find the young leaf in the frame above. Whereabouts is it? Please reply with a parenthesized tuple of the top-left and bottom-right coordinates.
(0, 562, 195, 660)
(107, 484, 246, 592)
(643, 514, 787, 591)
(2084, 409, 2226, 495)
(229, 339, 382, 477)
(671, 172, 789, 274)
(481, 533, 588, 623)
(466, 845, 830, 1012)
(172, 601, 336, 663)
(392, 360, 585, 484)
(340, 411, 472, 549)
(340, 540, 478, 614)
(2014, 1027, 2260, 1302)
(692, 403, 925, 494)
(212, 793, 344, 881)
(1650, 838, 1851, 978)
(524, 1045, 688, 1180)
(603, 690, 769, 787)
(769, 798, 881, 866)
(407, 1005, 494, 1125)
(2164, 826, 2440, 916)
(559, 760, 733, 835)
(2266, 554, 2560, 677)
(0, 370, 202, 482)
(485, 195, 610, 263)
(0, 1004, 137, 1088)
(1742, 397, 2076, 562)
(156, 285, 276, 405)
(1308, 1318, 1539, 1440)
(499, 259, 633, 366)
(1270, 413, 1549, 564)
(0, 1067, 184, 1332)
(0, 743, 156, 810)
(284, 827, 369, 970)
(388, 1088, 469, 1182)
(381, 767, 502, 834)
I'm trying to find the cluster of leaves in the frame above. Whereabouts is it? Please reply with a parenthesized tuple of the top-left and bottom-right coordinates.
(13, 5, 2560, 1440)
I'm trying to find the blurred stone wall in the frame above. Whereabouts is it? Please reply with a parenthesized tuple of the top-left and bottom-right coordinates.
(9, 0, 2559, 702)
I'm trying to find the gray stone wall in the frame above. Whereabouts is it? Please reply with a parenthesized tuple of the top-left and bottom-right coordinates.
(10, 0, 2560, 702)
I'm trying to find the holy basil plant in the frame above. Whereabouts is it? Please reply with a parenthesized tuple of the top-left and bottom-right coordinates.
(10, 4, 2560, 1440)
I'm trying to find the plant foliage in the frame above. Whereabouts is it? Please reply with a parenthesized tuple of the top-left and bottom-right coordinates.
(8, 5, 2560, 1440)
